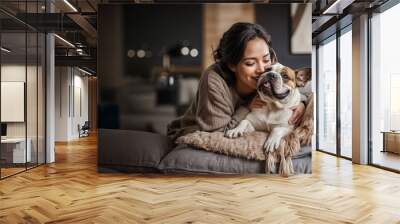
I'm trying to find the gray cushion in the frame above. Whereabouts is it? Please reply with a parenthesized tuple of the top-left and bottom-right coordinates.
(98, 129, 173, 172)
(97, 128, 312, 174)
(158, 145, 312, 175)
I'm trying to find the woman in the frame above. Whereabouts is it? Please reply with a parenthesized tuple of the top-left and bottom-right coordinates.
(167, 22, 305, 141)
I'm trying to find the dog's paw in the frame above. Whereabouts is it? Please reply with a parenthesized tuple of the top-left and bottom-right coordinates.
(225, 127, 245, 138)
(263, 136, 282, 152)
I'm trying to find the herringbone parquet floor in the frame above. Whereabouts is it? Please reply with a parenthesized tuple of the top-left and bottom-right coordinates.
(1, 134, 400, 223)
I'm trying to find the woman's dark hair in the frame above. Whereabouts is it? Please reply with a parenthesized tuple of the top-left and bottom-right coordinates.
(213, 22, 277, 85)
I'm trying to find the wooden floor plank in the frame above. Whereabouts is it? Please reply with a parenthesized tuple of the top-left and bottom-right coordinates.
(1, 134, 400, 223)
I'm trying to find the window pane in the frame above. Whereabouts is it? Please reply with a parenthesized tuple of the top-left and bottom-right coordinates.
(340, 29, 352, 158)
(371, 3, 400, 171)
(318, 37, 337, 154)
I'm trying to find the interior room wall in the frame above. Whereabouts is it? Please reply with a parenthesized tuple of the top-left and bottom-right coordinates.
(55, 66, 70, 141)
(255, 4, 311, 69)
(202, 4, 311, 69)
(88, 77, 97, 131)
(202, 3, 255, 69)
(1, 64, 40, 139)
(202, 4, 311, 70)
(55, 67, 89, 141)
(72, 73, 89, 138)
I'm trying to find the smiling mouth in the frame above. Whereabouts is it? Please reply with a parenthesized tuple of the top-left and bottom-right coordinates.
(259, 81, 290, 100)
(273, 89, 290, 99)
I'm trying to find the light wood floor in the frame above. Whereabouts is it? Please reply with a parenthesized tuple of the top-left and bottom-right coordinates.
(1, 167, 25, 178)
(1, 135, 400, 223)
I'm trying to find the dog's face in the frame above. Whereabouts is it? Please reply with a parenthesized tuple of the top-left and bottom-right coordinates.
(256, 63, 298, 104)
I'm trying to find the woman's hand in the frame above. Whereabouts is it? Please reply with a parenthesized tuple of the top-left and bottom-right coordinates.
(289, 102, 305, 125)
(247, 95, 265, 110)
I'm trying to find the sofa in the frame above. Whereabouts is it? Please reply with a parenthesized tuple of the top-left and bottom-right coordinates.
(98, 129, 312, 174)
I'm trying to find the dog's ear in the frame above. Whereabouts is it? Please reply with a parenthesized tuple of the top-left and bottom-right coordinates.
(282, 67, 296, 89)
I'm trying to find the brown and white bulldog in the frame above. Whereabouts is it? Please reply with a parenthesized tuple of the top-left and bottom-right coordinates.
(225, 63, 301, 152)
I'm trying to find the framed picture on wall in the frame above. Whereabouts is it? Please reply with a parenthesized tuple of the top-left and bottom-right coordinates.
(1, 81, 25, 122)
(290, 3, 312, 54)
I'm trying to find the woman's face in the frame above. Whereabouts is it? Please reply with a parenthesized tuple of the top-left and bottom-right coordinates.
(229, 37, 272, 91)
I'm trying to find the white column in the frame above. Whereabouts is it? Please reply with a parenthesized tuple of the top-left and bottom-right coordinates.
(352, 14, 369, 164)
(312, 45, 317, 151)
(46, 33, 55, 163)
(45, 1, 55, 163)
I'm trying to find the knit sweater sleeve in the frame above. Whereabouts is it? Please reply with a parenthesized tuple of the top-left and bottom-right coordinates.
(195, 71, 237, 132)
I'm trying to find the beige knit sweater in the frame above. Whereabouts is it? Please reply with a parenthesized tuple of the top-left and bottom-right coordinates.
(167, 64, 252, 141)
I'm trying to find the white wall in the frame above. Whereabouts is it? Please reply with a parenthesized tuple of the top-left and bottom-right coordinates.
(1, 65, 39, 138)
(55, 66, 70, 141)
(1, 63, 46, 164)
(70, 72, 89, 138)
(55, 67, 89, 141)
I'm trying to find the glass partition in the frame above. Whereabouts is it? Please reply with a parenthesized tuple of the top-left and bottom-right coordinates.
(0, 1, 46, 179)
(1, 31, 28, 177)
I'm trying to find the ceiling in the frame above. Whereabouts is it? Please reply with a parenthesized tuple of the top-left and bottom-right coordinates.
(0, 0, 391, 73)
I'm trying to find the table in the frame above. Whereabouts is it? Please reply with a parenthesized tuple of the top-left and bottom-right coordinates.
(381, 131, 400, 154)
(1, 138, 31, 163)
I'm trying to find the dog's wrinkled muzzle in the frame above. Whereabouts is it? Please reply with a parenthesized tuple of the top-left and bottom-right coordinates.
(257, 72, 290, 100)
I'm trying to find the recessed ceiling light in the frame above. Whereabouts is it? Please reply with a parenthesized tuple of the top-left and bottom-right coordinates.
(77, 67, 93, 76)
(54, 34, 75, 48)
(322, 0, 354, 15)
(63, 0, 78, 12)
